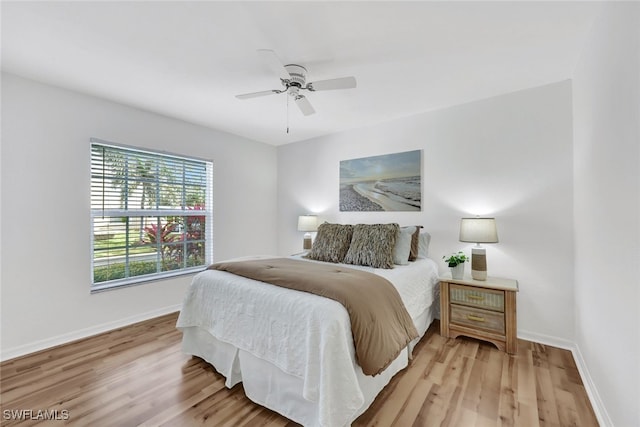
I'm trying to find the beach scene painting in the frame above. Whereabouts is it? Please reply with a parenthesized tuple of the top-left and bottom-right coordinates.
(340, 150, 422, 211)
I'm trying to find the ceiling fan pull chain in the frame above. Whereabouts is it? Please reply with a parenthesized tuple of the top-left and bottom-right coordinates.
(286, 94, 290, 134)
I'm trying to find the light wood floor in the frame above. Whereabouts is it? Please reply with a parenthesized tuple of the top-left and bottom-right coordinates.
(1, 313, 598, 427)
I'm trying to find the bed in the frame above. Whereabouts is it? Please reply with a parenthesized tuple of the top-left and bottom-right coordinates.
(176, 223, 440, 427)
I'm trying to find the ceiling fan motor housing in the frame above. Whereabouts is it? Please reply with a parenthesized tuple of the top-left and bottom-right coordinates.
(284, 64, 307, 87)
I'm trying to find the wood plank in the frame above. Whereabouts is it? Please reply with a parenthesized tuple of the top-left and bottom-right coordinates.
(0, 313, 599, 427)
(498, 349, 518, 426)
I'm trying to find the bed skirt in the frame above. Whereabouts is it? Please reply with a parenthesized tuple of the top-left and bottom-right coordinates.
(180, 304, 435, 427)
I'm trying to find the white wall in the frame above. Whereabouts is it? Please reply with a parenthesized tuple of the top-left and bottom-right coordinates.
(0, 73, 278, 360)
(572, 3, 640, 426)
(277, 81, 575, 344)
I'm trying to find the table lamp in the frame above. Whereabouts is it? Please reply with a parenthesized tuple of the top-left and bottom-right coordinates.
(459, 217, 498, 280)
(297, 215, 318, 250)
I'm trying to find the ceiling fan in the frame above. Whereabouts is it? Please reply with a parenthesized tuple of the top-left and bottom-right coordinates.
(235, 49, 357, 116)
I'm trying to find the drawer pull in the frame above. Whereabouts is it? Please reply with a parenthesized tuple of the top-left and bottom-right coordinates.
(468, 295, 485, 301)
(467, 314, 485, 322)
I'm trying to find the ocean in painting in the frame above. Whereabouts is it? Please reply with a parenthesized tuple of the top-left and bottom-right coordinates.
(340, 150, 422, 212)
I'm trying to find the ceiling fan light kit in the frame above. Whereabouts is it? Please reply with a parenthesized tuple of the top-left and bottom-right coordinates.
(236, 49, 356, 120)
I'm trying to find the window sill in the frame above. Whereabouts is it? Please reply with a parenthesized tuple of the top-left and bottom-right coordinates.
(90, 267, 205, 293)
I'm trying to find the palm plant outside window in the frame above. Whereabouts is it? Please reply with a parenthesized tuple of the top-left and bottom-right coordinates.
(90, 139, 213, 291)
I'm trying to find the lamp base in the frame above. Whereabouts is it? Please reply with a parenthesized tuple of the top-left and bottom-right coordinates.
(303, 233, 312, 250)
(471, 247, 487, 281)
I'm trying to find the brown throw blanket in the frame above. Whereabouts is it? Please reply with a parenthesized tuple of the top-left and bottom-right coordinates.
(209, 258, 418, 376)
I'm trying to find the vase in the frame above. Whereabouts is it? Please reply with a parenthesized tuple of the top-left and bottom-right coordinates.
(450, 263, 465, 280)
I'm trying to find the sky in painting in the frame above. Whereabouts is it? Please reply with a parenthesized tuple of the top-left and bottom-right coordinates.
(340, 150, 421, 184)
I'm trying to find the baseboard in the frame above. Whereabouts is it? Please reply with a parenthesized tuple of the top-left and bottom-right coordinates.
(571, 343, 613, 427)
(0, 304, 182, 362)
(518, 329, 611, 426)
(517, 329, 575, 351)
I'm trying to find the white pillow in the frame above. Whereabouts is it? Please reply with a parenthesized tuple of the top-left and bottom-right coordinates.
(417, 231, 431, 258)
(393, 226, 415, 265)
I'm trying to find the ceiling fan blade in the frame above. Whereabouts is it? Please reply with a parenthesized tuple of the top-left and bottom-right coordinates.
(257, 49, 291, 81)
(235, 89, 281, 100)
(307, 76, 356, 91)
(295, 95, 315, 116)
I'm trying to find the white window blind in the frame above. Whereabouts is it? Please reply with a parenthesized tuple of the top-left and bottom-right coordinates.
(90, 139, 213, 291)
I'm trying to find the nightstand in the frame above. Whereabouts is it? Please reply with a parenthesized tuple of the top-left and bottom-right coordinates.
(439, 275, 519, 354)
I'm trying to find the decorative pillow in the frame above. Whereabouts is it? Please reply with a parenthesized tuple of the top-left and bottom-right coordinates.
(393, 226, 415, 265)
(417, 231, 432, 258)
(406, 225, 422, 261)
(344, 223, 399, 269)
(305, 222, 353, 263)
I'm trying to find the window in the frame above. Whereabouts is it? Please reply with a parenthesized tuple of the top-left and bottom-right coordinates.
(90, 139, 213, 291)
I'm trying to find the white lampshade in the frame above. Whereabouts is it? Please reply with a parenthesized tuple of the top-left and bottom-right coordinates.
(297, 215, 318, 232)
(459, 218, 499, 243)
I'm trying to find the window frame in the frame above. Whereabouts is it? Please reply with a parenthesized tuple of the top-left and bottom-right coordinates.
(90, 138, 213, 292)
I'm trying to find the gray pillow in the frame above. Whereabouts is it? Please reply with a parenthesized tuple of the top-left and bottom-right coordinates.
(344, 223, 399, 269)
(306, 222, 353, 263)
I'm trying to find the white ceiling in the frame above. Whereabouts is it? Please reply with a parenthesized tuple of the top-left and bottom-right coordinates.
(1, 1, 602, 146)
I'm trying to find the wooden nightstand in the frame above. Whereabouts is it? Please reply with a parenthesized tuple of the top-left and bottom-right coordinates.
(440, 275, 519, 354)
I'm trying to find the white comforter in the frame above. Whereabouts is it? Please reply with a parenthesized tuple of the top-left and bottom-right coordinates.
(176, 256, 439, 426)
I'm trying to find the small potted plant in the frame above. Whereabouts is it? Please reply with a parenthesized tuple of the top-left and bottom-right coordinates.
(443, 251, 468, 279)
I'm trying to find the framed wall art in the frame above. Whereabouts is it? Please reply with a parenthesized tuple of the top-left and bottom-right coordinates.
(339, 149, 422, 212)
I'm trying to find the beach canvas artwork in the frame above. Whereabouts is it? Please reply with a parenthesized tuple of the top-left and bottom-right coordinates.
(339, 150, 422, 211)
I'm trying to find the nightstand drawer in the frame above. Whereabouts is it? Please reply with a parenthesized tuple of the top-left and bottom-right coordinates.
(450, 305, 505, 334)
(450, 284, 504, 312)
